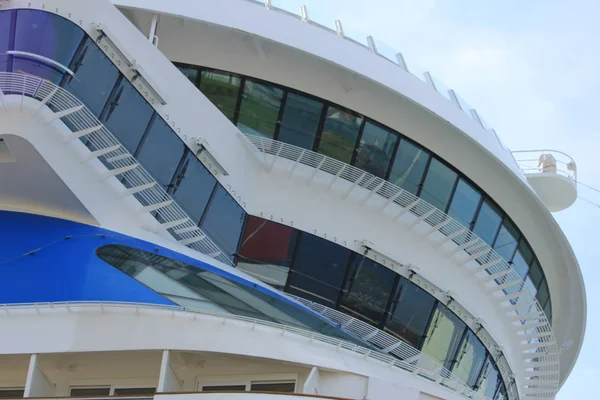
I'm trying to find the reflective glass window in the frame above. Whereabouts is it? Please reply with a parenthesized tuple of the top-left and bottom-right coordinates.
(202, 385, 245, 392)
(62, 38, 120, 116)
(277, 92, 323, 149)
(13, 10, 84, 83)
(250, 382, 295, 393)
(339, 256, 396, 326)
(388, 139, 430, 195)
(200, 186, 245, 260)
(452, 331, 487, 387)
(136, 117, 185, 188)
(113, 388, 155, 396)
(199, 70, 241, 121)
(237, 216, 298, 290)
(237, 80, 283, 137)
(0, 11, 12, 72)
(354, 122, 398, 178)
(316, 106, 363, 164)
(473, 200, 502, 245)
(537, 279, 550, 310)
(495, 384, 508, 400)
(544, 296, 552, 323)
(511, 239, 534, 279)
(101, 79, 154, 154)
(176, 65, 199, 84)
(384, 277, 436, 348)
(447, 179, 482, 227)
(475, 356, 501, 398)
(0, 389, 24, 398)
(493, 219, 519, 261)
(287, 233, 351, 307)
(170, 152, 217, 223)
(529, 259, 543, 290)
(70, 388, 111, 397)
(421, 303, 466, 369)
(419, 158, 458, 211)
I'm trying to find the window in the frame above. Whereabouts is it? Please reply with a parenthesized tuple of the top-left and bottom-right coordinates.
(62, 38, 120, 116)
(113, 388, 155, 396)
(475, 356, 501, 398)
(237, 80, 283, 137)
(339, 256, 397, 326)
(0, 11, 12, 72)
(419, 158, 458, 211)
(276, 92, 323, 150)
(201, 385, 246, 392)
(354, 122, 398, 178)
(316, 106, 363, 164)
(0, 389, 24, 398)
(101, 79, 154, 154)
(472, 199, 503, 245)
(528, 259, 543, 290)
(537, 279, 550, 311)
(176, 65, 200, 85)
(383, 277, 437, 349)
(237, 216, 298, 290)
(388, 139, 430, 195)
(451, 331, 487, 387)
(200, 186, 246, 261)
(421, 303, 466, 369)
(250, 381, 295, 393)
(447, 179, 482, 227)
(511, 239, 534, 279)
(69, 387, 111, 397)
(13, 10, 84, 83)
(169, 152, 217, 223)
(287, 233, 351, 307)
(199, 70, 242, 121)
(493, 219, 519, 261)
(136, 116, 185, 188)
(200, 380, 295, 393)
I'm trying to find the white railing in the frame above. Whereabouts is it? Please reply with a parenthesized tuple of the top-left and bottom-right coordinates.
(512, 150, 577, 182)
(243, 134, 559, 400)
(246, 0, 507, 152)
(0, 301, 490, 400)
(0, 72, 232, 266)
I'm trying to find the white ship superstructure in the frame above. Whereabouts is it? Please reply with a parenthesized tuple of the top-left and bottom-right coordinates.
(0, 1, 585, 400)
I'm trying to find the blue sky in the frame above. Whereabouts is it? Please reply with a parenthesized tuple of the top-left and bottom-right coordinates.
(274, 0, 600, 397)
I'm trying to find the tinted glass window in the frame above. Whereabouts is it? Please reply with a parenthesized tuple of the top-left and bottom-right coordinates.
(277, 92, 323, 149)
(113, 388, 155, 396)
(200, 186, 245, 260)
(544, 296, 552, 323)
(237, 216, 298, 290)
(529, 259, 543, 290)
(475, 356, 501, 398)
(287, 233, 351, 307)
(199, 70, 241, 121)
(511, 239, 533, 279)
(420, 158, 458, 211)
(70, 388, 111, 397)
(421, 303, 466, 369)
(317, 106, 363, 164)
(202, 385, 246, 392)
(250, 382, 295, 393)
(537, 279, 550, 310)
(170, 152, 217, 223)
(447, 179, 482, 227)
(62, 38, 120, 116)
(13, 10, 84, 83)
(493, 219, 519, 261)
(237, 80, 283, 138)
(354, 122, 398, 178)
(0, 389, 24, 398)
(136, 117, 185, 188)
(0, 11, 12, 72)
(176, 65, 199, 84)
(101, 79, 154, 154)
(339, 256, 396, 326)
(473, 200, 502, 245)
(452, 331, 487, 387)
(388, 139, 430, 195)
(384, 277, 436, 348)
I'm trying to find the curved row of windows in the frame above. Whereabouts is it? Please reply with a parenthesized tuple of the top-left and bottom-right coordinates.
(174, 62, 552, 323)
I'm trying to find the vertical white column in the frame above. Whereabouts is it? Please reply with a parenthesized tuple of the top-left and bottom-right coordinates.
(157, 350, 181, 393)
(302, 367, 320, 395)
(24, 354, 54, 397)
(148, 14, 159, 46)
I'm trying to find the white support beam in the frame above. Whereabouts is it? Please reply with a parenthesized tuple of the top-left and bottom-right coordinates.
(24, 354, 53, 397)
(119, 182, 155, 197)
(473, 257, 504, 272)
(157, 218, 189, 231)
(309, 157, 327, 183)
(407, 208, 436, 229)
(479, 269, 511, 284)
(436, 228, 466, 248)
(423, 218, 452, 237)
(43, 104, 84, 123)
(363, 180, 385, 204)
(139, 200, 173, 214)
(503, 300, 536, 312)
(178, 236, 206, 246)
(174, 226, 201, 235)
(158, 350, 182, 392)
(105, 153, 131, 163)
(101, 163, 139, 179)
(62, 125, 103, 143)
(513, 321, 547, 332)
(0, 87, 6, 111)
(288, 149, 306, 178)
(487, 280, 522, 293)
(343, 171, 367, 199)
(32, 87, 58, 116)
(81, 144, 121, 162)
(394, 199, 420, 221)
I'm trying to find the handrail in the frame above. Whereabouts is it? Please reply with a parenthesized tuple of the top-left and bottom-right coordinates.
(511, 150, 577, 182)
(0, 72, 232, 266)
(243, 133, 560, 400)
(0, 301, 490, 400)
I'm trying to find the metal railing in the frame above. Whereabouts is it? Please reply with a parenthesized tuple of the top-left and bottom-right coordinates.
(0, 72, 232, 266)
(512, 150, 577, 182)
(0, 301, 491, 400)
(243, 134, 559, 400)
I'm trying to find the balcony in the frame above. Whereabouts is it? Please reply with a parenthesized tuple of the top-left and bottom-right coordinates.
(512, 150, 577, 212)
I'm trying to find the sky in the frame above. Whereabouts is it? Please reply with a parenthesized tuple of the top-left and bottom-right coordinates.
(274, 0, 600, 397)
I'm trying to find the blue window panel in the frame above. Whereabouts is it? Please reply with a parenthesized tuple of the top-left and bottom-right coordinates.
(170, 152, 217, 223)
(493, 219, 519, 261)
(287, 233, 351, 307)
(452, 331, 487, 388)
(475, 356, 501, 398)
(447, 179, 482, 227)
(511, 239, 533, 279)
(136, 116, 186, 188)
(176, 64, 200, 85)
(102, 79, 154, 154)
(200, 186, 246, 261)
(0, 10, 14, 72)
(388, 139, 430, 195)
(421, 303, 466, 369)
(13, 10, 84, 83)
(277, 92, 323, 150)
(528, 259, 543, 290)
(62, 38, 120, 116)
(473, 199, 502, 245)
(420, 158, 458, 211)
(354, 121, 398, 179)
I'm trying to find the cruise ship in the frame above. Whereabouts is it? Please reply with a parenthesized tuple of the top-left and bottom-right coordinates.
(0, 1, 586, 400)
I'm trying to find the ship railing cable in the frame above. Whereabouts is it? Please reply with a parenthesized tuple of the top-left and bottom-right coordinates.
(0, 72, 232, 266)
(242, 133, 559, 400)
